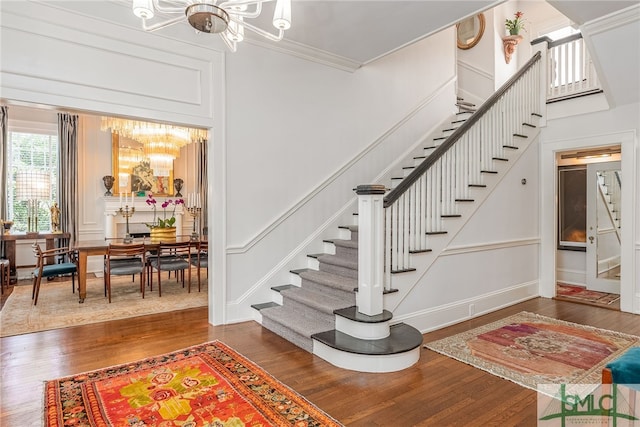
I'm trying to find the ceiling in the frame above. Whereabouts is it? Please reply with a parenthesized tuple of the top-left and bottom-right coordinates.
(14, 0, 640, 108)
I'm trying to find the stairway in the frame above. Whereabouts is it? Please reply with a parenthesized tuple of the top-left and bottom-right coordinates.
(252, 219, 423, 372)
(252, 101, 483, 372)
(253, 91, 541, 372)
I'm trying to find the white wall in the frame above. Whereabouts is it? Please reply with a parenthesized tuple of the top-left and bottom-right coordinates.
(223, 30, 459, 321)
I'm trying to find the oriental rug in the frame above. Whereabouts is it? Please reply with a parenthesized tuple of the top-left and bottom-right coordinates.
(44, 341, 343, 427)
(424, 311, 640, 391)
(1, 273, 207, 337)
(556, 283, 620, 306)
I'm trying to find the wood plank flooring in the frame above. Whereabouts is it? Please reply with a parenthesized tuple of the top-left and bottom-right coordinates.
(1, 297, 639, 426)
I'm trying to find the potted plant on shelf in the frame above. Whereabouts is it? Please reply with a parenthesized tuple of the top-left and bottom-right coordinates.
(505, 11, 526, 36)
(502, 11, 526, 64)
(146, 194, 184, 241)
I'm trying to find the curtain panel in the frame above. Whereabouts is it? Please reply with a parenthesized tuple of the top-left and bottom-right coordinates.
(0, 106, 7, 221)
(197, 139, 208, 234)
(58, 113, 79, 246)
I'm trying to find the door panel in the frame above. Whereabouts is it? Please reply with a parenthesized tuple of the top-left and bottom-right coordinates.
(586, 161, 621, 293)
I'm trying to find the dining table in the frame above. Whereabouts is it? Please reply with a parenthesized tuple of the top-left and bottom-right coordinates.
(73, 237, 200, 303)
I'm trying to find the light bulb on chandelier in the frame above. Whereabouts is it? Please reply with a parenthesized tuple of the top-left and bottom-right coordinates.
(130, 0, 292, 52)
(101, 117, 208, 180)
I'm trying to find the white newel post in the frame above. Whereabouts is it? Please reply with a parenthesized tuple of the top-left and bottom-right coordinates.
(355, 184, 386, 316)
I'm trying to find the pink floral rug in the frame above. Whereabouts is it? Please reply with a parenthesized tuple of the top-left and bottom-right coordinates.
(424, 312, 640, 390)
(556, 283, 620, 305)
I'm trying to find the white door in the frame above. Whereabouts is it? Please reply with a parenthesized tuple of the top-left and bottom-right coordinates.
(586, 161, 621, 293)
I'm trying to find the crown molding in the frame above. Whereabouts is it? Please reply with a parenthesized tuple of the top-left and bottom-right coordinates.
(582, 3, 640, 36)
(245, 35, 362, 73)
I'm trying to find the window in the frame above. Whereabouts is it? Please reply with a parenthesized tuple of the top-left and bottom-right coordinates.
(558, 165, 586, 251)
(8, 131, 58, 232)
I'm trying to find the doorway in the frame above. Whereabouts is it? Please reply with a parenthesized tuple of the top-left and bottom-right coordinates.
(555, 146, 621, 308)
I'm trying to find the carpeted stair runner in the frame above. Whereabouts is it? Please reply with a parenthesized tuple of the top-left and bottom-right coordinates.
(258, 226, 359, 352)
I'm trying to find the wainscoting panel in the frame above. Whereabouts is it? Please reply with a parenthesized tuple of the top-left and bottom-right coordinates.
(0, 2, 217, 127)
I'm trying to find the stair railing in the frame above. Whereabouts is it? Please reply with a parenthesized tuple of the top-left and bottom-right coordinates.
(532, 33, 601, 102)
(355, 52, 542, 317)
(598, 169, 622, 243)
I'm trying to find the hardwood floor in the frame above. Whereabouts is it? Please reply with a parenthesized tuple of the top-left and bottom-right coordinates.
(1, 297, 639, 426)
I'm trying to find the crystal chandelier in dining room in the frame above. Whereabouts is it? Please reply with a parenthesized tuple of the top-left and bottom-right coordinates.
(101, 117, 208, 177)
(130, 0, 292, 52)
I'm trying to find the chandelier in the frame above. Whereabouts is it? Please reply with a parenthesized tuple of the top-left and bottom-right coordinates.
(131, 0, 292, 52)
(101, 117, 208, 177)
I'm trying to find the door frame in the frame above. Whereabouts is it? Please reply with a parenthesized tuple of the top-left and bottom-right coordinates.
(540, 130, 637, 313)
(586, 161, 621, 293)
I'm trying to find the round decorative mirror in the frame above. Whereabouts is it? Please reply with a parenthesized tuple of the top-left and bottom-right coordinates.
(456, 13, 486, 50)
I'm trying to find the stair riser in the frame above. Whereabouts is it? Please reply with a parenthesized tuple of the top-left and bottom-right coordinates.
(334, 245, 357, 260)
(281, 296, 336, 325)
(301, 278, 355, 302)
(261, 318, 314, 352)
(319, 261, 358, 280)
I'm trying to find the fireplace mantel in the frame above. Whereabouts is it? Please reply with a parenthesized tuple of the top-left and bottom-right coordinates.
(103, 196, 184, 238)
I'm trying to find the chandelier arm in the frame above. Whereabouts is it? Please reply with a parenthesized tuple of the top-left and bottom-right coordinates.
(141, 15, 185, 32)
(227, 7, 262, 19)
(219, 2, 262, 19)
(220, 33, 238, 52)
(219, 0, 273, 9)
(238, 19, 284, 42)
(152, 0, 191, 13)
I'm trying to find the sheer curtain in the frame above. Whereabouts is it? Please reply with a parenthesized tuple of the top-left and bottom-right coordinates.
(58, 113, 79, 246)
(0, 106, 7, 221)
(197, 139, 208, 234)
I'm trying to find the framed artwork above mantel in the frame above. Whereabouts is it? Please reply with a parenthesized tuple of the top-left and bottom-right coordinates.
(111, 134, 174, 196)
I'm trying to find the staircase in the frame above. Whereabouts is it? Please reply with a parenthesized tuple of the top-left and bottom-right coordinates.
(253, 217, 423, 372)
(253, 52, 544, 373)
(597, 170, 622, 240)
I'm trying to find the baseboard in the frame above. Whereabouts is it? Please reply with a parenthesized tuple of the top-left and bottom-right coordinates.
(556, 268, 586, 286)
(395, 280, 539, 334)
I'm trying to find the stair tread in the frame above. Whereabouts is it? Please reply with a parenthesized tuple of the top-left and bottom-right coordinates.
(331, 239, 358, 249)
(338, 225, 358, 232)
(333, 306, 393, 323)
(251, 302, 280, 311)
(317, 253, 357, 270)
(272, 284, 298, 293)
(299, 269, 358, 292)
(281, 286, 351, 315)
(312, 323, 423, 355)
(261, 306, 333, 338)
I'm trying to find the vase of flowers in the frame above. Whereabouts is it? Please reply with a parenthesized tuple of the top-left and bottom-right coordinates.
(146, 194, 184, 241)
(505, 11, 525, 35)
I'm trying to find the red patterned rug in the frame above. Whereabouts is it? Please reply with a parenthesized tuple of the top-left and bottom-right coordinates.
(44, 341, 342, 427)
(556, 283, 620, 305)
(424, 312, 640, 390)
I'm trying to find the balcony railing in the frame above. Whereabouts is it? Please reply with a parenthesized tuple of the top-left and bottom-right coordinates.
(354, 52, 543, 316)
(534, 33, 601, 102)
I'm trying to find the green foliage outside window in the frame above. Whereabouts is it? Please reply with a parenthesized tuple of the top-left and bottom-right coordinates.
(8, 132, 58, 232)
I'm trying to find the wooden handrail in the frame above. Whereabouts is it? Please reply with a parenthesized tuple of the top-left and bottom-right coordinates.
(383, 51, 542, 208)
(531, 32, 583, 49)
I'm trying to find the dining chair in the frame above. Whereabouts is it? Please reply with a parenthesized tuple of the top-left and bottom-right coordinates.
(1, 258, 10, 295)
(148, 240, 192, 296)
(189, 240, 207, 292)
(31, 243, 78, 306)
(104, 243, 147, 303)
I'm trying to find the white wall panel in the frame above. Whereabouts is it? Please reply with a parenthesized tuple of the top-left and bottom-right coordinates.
(223, 30, 457, 306)
(0, 1, 217, 127)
